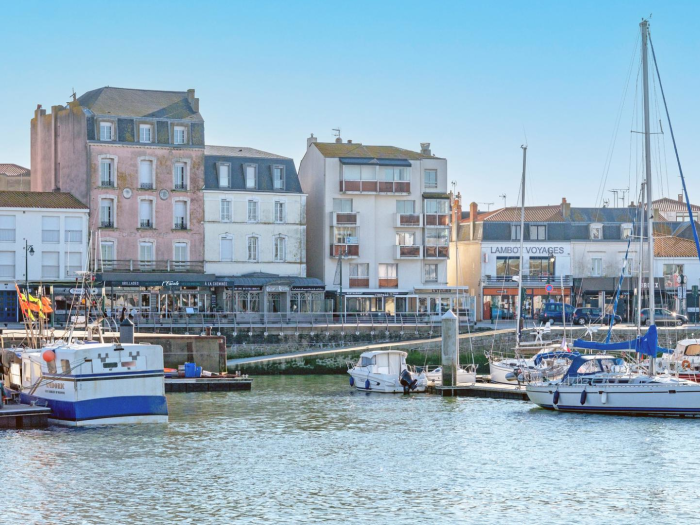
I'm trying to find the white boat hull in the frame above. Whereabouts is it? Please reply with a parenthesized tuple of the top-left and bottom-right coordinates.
(349, 371, 427, 393)
(490, 359, 533, 384)
(426, 367, 476, 386)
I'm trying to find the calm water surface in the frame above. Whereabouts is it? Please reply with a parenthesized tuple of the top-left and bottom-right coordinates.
(3, 375, 699, 524)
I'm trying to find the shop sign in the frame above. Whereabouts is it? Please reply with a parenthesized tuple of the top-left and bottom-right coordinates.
(205, 281, 228, 287)
(70, 288, 99, 295)
(488, 246, 567, 255)
(162, 280, 180, 287)
(234, 285, 263, 291)
(291, 286, 325, 291)
(267, 285, 290, 293)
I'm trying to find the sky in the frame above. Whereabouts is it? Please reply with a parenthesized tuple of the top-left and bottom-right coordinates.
(1, 0, 699, 210)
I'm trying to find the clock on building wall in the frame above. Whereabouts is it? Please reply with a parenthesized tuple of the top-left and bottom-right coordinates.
(122, 188, 132, 199)
(159, 189, 169, 200)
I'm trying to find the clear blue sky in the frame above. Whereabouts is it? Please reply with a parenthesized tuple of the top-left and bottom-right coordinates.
(1, 0, 699, 209)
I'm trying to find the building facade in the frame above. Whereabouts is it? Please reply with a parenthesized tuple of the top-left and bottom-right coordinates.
(0, 191, 89, 322)
(299, 135, 470, 318)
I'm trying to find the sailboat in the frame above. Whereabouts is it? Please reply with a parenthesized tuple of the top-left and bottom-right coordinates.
(526, 19, 700, 417)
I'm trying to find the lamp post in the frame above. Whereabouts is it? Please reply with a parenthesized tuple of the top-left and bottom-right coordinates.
(24, 239, 34, 294)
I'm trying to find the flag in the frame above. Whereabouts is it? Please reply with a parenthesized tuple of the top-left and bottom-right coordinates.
(15, 284, 35, 321)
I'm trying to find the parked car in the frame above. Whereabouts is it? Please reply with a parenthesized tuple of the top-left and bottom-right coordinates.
(640, 308, 688, 326)
(573, 307, 622, 326)
(540, 302, 575, 324)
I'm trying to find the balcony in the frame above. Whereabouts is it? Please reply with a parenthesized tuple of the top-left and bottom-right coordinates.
(139, 182, 155, 190)
(395, 245, 422, 259)
(139, 219, 153, 229)
(349, 277, 369, 288)
(331, 211, 359, 226)
(174, 219, 188, 230)
(378, 278, 399, 289)
(395, 213, 422, 227)
(100, 179, 115, 188)
(424, 213, 450, 227)
(483, 274, 574, 287)
(99, 260, 205, 273)
(174, 182, 188, 190)
(424, 246, 449, 259)
(339, 179, 410, 194)
(330, 244, 359, 258)
(100, 220, 114, 229)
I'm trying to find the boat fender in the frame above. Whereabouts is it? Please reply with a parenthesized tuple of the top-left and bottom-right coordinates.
(601, 391, 607, 404)
(365, 379, 370, 390)
(349, 376, 354, 387)
(553, 391, 560, 405)
(682, 360, 691, 371)
(580, 390, 587, 405)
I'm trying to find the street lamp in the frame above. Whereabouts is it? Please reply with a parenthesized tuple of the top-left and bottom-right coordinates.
(25, 239, 34, 294)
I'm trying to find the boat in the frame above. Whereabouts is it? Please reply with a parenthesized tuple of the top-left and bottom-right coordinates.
(491, 347, 579, 384)
(424, 364, 477, 386)
(655, 339, 700, 381)
(347, 350, 428, 393)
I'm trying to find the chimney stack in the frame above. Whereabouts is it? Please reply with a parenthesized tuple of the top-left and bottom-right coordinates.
(679, 193, 684, 203)
(561, 197, 571, 219)
(420, 143, 431, 156)
(187, 89, 199, 112)
(307, 133, 317, 148)
(335, 137, 342, 144)
(347, 139, 352, 144)
(469, 202, 478, 240)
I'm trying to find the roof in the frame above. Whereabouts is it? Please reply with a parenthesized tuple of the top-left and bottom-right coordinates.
(654, 236, 699, 258)
(205, 145, 289, 159)
(0, 164, 29, 177)
(484, 205, 565, 222)
(233, 272, 324, 288)
(0, 191, 87, 209)
(460, 209, 500, 223)
(652, 197, 700, 212)
(77, 87, 202, 121)
(313, 142, 439, 160)
(204, 151, 302, 193)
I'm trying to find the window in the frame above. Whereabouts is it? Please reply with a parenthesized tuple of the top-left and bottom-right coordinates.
(220, 199, 232, 222)
(396, 232, 416, 246)
(247, 236, 259, 261)
(42, 252, 59, 279)
(664, 264, 684, 288)
(530, 225, 547, 240)
(174, 201, 187, 229)
(274, 236, 286, 262)
(424, 263, 438, 282)
(139, 124, 152, 143)
(173, 126, 186, 145)
(42, 216, 60, 243)
(218, 164, 230, 188)
(139, 242, 154, 269)
(511, 225, 521, 241)
(65, 217, 82, 243)
(245, 165, 257, 189)
(139, 199, 154, 228)
(621, 224, 633, 239)
(333, 199, 353, 213)
(425, 229, 449, 246)
(100, 199, 114, 228)
(247, 200, 259, 222)
(99, 122, 113, 141)
(334, 227, 358, 244)
(274, 201, 286, 223)
(378, 263, 398, 288)
(678, 212, 691, 222)
(361, 166, 376, 180)
(496, 257, 520, 277)
(383, 167, 408, 181)
(396, 201, 415, 214)
(590, 224, 603, 240)
(174, 242, 188, 270)
(350, 263, 369, 278)
(425, 199, 448, 214)
(100, 241, 115, 270)
(0, 216, 15, 242)
(0, 252, 15, 278)
(591, 257, 603, 277)
(139, 160, 154, 189)
(220, 236, 233, 262)
(273, 166, 285, 190)
(529, 257, 555, 276)
(65, 252, 82, 277)
(343, 166, 361, 180)
(174, 163, 187, 190)
(425, 169, 437, 188)
(100, 159, 115, 187)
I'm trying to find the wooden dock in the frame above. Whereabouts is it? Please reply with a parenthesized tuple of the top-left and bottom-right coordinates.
(0, 403, 51, 429)
(165, 378, 252, 393)
(436, 382, 529, 400)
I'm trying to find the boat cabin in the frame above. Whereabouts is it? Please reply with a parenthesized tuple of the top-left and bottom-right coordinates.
(355, 351, 408, 376)
(674, 339, 700, 358)
(562, 355, 627, 380)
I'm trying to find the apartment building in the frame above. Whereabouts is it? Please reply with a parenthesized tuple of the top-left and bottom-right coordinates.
(299, 135, 469, 318)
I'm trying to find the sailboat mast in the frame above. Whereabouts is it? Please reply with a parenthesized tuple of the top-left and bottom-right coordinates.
(641, 19, 655, 374)
(637, 181, 645, 336)
(515, 145, 527, 347)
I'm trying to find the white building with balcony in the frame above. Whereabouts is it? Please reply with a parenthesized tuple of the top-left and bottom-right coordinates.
(299, 136, 469, 318)
(0, 191, 89, 322)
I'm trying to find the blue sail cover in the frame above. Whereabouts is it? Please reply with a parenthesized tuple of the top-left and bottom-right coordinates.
(574, 324, 672, 356)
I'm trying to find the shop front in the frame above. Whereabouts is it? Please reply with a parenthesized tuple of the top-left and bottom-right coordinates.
(575, 277, 665, 322)
(483, 285, 572, 321)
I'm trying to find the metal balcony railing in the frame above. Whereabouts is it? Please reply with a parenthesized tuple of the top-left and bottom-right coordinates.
(174, 182, 188, 190)
(395, 245, 422, 259)
(395, 213, 422, 227)
(174, 219, 188, 230)
(140, 219, 153, 229)
(339, 179, 410, 194)
(424, 246, 449, 258)
(483, 274, 574, 287)
(139, 182, 155, 190)
(100, 178, 115, 187)
(330, 244, 359, 257)
(424, 213, 451, 227)
(100, 220, 114, 228)
(331, 211, 358, 226)
(98, 260, 205, 273)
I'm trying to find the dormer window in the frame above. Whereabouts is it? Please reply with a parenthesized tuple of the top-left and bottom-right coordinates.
(173, 126, 187, 145)
(100, 122, 114, 141)
(218, 164, 230, 188)
(273, 166, 285, 190)
(139, 124, 153, 143)
(530, 225, 546, 240)
(245, 165, 257, 189)
(621, 223, 633, 239)
(590, 223, 603, 240)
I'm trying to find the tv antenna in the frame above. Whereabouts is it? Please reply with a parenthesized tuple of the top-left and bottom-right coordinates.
(499, 194, 507, 208)
(479, 202, 495, 211)
(609, 188, 629, 208)
(332, 127, 341, 139)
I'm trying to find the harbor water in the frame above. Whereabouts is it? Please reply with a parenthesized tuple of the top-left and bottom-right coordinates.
(2, 375, 699, 524)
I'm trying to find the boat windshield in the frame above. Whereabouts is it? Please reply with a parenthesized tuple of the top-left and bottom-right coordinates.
(684, 344, 700, 356)
(360, 355, 376, 367)
(575, 358, 625, 375)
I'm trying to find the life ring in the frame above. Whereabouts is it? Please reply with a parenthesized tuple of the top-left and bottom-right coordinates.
(682, 360, 692, 371)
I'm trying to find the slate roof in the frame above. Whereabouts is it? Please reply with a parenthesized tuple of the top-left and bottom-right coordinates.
(205, 145, 289, 159)
(566, 207, 640, 223)
(78, 87, 202, 121)
(0, 164, 30, 177)
(484, 205, 565, 222)
(313, 143, 439, 160)
(0, 191, 87, 209)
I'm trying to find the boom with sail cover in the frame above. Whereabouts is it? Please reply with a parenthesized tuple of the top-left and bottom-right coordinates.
(574, 324, 672, 357)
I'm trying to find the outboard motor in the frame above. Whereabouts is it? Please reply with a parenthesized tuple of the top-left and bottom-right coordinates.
(399, 369, 418, 394)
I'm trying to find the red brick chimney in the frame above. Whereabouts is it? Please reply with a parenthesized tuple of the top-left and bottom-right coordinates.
(561, 197, 571, 219)
(469, 201, 478, 240)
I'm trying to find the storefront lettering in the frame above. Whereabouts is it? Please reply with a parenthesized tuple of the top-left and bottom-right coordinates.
(489, 246, 566, 255)
(162, 281, 180, 287)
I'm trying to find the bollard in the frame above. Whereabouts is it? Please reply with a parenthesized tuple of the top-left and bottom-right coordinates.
(441, 310, 459, 387)
(120, 317, 135, 344)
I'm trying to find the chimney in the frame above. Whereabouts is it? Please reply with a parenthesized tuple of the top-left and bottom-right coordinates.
(187, 89, 199, 112)
(679, 193, 684, 203)
(561, 197, 571, 219)
(420, 142, 431, 156)
(335, 137, 342, 144)
(469, 201, 478, 240)
(307, 133, 318, 149)
(347, 139, 352, 144)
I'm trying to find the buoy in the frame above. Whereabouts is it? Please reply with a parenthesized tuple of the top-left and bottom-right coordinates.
(364, 379, 370, 390)
(553, 391, 560, 404)
(580, 390, 587, 405)
(349, 376, 354, 387)
(42, 350, 55, 362)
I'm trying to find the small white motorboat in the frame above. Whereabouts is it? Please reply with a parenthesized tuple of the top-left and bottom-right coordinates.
(655, 338, 700, 382)
(424, 364, 477, 386)
(348, 350, 427, 393)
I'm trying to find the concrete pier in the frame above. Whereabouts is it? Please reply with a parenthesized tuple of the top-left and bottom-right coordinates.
(0, 403, 51, 429)
(437, 382, 529, 400)
(165, 378, 252, 393)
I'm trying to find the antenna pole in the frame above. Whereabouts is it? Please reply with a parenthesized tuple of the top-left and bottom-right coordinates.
(515, 145, 527, 348)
